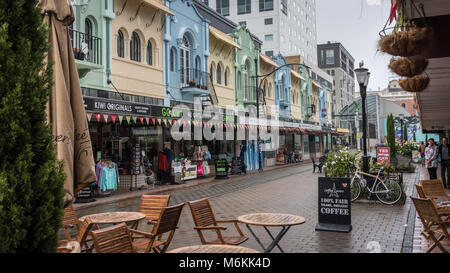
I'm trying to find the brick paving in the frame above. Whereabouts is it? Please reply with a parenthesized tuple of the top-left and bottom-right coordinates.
(70, 162, 422, 253)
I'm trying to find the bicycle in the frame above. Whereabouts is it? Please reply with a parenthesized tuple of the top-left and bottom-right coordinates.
(350, 166, 402, 205)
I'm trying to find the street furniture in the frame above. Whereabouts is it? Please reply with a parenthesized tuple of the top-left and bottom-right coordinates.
(135, 194, 170, 229)
(410, 196, 450, 253)
(238, 213, 305, 253)
(59, 217, 94, 253)
(419, 179, 450, 201)
(167, 244, 259, 253)
(187, 198, 248, 246)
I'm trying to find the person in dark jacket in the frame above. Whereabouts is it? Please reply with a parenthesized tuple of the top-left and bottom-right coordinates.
(438, 137, 450, 188)
(239, 143, 247, 174)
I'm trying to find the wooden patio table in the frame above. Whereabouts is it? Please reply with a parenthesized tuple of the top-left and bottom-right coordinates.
(79, 212, 146, 226)
(167, 244, 260, 253)
(238, 213, 305, 253)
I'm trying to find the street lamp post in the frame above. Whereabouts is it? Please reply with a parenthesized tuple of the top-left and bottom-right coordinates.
(354, 61, 370, 173)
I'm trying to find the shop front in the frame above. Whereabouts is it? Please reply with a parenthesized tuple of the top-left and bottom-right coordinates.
(300, 123, 322, 159)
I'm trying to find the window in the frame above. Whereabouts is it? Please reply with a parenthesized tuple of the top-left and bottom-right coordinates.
(216, 0, 229, 16)
(265, 34, 273, 41)
(202, 0, 209, 5)
(325, 49, 334, 65)
(281, 0, 287, 14)
(264, 18, 273, 25)
(130, 32, 141, 62)
(117, 30, 124, 57)
(180, 35, 190, 86)
(280, 75, 285, 100)
(216, 64, 222, 84)
(265, 50, 273, 57)
(224, 68, 229, 86)
(146, 40, 152, 65)
(243, 64, 249, 100)
(259, 0, 273, 11)
(238, 0, 251, 15)
(170, 47, 175, 72)
(85, 18, 93, 57)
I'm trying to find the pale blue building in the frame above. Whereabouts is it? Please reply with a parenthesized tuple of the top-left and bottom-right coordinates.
(273, 53, 291, 120)
(163, 0, 210, 106)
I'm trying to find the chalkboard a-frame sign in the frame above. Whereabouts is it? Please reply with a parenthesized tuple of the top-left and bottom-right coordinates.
(215, 159, 229, 179)
(315, 177, 352, 233)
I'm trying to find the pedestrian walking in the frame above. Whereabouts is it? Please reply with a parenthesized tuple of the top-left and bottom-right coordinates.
(424, 138, 438, 180)
(419, 141, 425, 165)
(438, 137, 450, 188)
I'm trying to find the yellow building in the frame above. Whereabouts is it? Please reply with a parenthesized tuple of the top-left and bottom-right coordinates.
(111, 0, 172, 100)
(259, 53, 277, 117)
(208, 26, 241, 108)
(290, 70, 303, 121)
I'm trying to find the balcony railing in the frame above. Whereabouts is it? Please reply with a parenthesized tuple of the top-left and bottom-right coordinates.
(180, 68, 209, 89)
(69, 28, 102, 65)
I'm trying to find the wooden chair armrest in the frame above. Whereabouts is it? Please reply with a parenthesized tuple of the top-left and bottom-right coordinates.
(194, 226, 227, 230)
(147, 219, 157, 225)
(128, 229, 155, 238)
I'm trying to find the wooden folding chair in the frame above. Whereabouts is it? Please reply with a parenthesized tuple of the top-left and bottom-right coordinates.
(410, 197, 450, 253)
(419, 179, 450, 201)
(131, 203, 185, 253)
(59, 217, 94, 253)
(91, 223, 136, 253)
(187, 198, 248, 246)
(135, 194, 170, 229)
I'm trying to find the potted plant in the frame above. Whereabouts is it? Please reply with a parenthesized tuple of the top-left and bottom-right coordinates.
(189, 80, 196, 87)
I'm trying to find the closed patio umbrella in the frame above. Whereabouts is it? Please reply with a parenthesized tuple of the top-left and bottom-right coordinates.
(40, 0, 96, 196)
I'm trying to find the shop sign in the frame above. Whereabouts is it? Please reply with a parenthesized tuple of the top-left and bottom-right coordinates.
(84, 96, 150, 115)
(151, 106, 184, 118)
(315, 177, 352, 233)
(376, 146, 390, 165)
(215, 159, 228, 179)
(412, 150, 421, 163)
(132, 128, 161, 136)
(231, 158, 243, 175)
(300, 123, 321, 131)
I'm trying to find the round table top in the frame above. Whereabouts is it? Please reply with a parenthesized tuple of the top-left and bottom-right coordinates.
(238, 213, 306, 227)
(79, 211, 146, 225)
(167, 244, 260, 253)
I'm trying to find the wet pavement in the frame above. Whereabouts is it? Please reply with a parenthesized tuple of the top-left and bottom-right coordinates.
(69, 163, 421, 253)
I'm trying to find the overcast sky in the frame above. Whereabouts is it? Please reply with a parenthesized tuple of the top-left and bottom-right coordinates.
(316, 0, 396, 91)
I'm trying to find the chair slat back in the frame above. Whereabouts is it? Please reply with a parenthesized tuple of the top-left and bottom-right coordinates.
(91, 223, 135, 253)
(62, 204, 80, 229)
(415, 184, 426, 198)
(420, 179, 448, 200)
(153, 203, 185, 235)
(138, 194, 170, 221)
(187, 198, 217, 227)
(74, 217, 93, 244)
(410, 197, 442, 223)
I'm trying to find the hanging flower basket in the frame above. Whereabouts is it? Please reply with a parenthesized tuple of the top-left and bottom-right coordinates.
(388, 57, 428, 77)
(398, 76, 430, 93)
(378, 23, 430, 57)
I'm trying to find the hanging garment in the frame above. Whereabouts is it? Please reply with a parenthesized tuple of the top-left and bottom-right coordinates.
(100, 165, 117, 191)
(158, 152, 168, 172)
(197, 161, 204, 176)
(95, 161, 105, 188)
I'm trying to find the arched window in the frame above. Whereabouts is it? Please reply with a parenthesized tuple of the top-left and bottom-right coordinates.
(85, 18, 93, 51)
(180, 35, 190, 86)
(280, 75, 285, 100)
(224, 68, 229, 86)
(263, 80, 267, 97)
(216, 64, 222, 84)
(146, 40, 153, 65)
(117, 30, 124, 57)
(130, 32, 141, 62)
(243, 64, 249, 100)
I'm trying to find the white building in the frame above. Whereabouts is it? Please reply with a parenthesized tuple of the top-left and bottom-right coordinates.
(201, 0, 318, 66)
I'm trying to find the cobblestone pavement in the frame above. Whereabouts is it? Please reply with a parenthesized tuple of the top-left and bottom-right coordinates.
(73, 163, 420, 253)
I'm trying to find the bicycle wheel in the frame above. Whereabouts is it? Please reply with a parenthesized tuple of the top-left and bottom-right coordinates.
(375, 179, 402, 205)
(350, 177, 361, 202)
